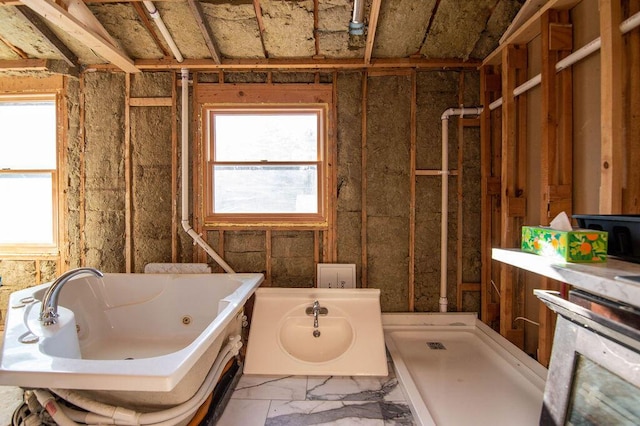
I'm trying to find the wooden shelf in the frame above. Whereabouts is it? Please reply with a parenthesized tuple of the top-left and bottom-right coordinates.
(492, 248, 640, 308)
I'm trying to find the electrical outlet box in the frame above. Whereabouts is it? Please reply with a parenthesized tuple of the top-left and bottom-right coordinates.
(317, 264, 356, 289)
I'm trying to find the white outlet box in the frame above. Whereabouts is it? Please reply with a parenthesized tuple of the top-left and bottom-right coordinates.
(317, 264, 356, 289)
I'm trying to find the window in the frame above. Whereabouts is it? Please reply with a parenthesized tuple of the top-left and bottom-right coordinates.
(0, 95, 58, 252)
(203, 105, 328, 227)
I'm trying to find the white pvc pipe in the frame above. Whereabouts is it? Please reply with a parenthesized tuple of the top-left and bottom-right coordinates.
(143, 1, 184, 63)
(33, 389, 80, 426)
(439, 107, 484, 313)
(489, 10, 640, 111)
(180, 69, 235, 273)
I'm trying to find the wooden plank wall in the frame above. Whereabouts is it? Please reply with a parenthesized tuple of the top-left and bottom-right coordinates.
(480, 0, 640, 365)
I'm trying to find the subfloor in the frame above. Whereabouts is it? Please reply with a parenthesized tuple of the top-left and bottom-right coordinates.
(217, 356, 415, 425)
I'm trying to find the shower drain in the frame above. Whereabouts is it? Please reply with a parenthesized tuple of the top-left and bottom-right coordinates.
(426, 341, 446, 350)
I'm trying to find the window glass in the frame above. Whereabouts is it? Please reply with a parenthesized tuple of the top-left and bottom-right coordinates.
(0, 97, 57, 249)
(214, 113, 318, 162)
(0, 100, 56, 169)
(214, 164, 318, 213)
(205, 106, 326, 224)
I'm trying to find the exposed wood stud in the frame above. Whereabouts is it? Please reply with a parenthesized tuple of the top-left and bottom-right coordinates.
(0, 34, 28, 58)
(313, 0, 320, 57)
(171, 71, 178, 262)
(266, 229, 272, 286)
(499, 44, 527, 349)
(14, 6, 79, 68)
(330, 71, 338, 262)
(253, 0, 269, 59)
(624, 0, 640, 213)
(456, 71, 464, 311)
(361, 71, 368, 288)
(409, 69, 416, 311)
(129, 97, 173, 107)
(187, 0, 222, 64)
(79, 73, 86, 267)
(599, 0, 624, 213)
(21, 0, 140, 73)
(57, 85, 68, 274)
(133, 57, 481, 71)
(480, 65, 494, 325)
(124, 73, 133, 273)
(364, 0, 382, 64)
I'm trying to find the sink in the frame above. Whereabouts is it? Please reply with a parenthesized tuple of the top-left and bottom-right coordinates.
(278, 316, 355, 363)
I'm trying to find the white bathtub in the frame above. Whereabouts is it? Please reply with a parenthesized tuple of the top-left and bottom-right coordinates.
(0, 272, 263, 409)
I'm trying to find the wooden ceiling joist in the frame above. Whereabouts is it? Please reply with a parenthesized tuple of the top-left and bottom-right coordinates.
(14, 5, 79, 69)
(0, 58, 78, 76)
(364, 0, 382, 64)
(187, 0, 221, 64)
(0, 33, 28, 59)
(133, 57, 480, 71)
(21, 0, 139, 73)
(131, 1, 171, 58)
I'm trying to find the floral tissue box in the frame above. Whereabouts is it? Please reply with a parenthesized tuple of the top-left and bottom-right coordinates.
(521, 226, 608, 262)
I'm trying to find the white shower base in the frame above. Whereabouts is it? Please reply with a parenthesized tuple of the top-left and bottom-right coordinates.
(383, 313, 547, 426)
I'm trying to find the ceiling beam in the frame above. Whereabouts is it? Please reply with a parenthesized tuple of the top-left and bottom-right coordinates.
(14, 5, 80, 68)
(187, 0, 221, 64)
(0, 58, 79, 76)
(364, 0, 382, 64)
(20, 0, 140, 73)
(0, 33, 28, 58)
(253, 0, 269, 58)
(132, 57, 480, 71)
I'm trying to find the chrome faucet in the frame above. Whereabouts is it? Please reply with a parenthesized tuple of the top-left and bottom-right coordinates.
(39, 267, 104, 326)
(305, 300, 328, 329)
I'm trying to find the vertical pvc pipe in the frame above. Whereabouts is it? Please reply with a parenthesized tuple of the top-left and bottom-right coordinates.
(439, 107, 484, 312)
(180, 69, 234, 273)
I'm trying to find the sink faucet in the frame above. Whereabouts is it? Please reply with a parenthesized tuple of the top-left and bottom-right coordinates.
(306, 300, 328, 329)
(39, 267, 104, 326)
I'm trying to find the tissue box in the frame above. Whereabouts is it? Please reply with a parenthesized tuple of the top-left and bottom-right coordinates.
(521, 226, 608, 262)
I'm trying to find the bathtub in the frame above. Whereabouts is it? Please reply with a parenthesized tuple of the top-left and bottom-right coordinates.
(0, 272, 263, 409)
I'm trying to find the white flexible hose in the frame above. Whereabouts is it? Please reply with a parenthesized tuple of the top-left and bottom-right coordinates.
(33, 389, 80, 426)
(50, 335, 242, 425)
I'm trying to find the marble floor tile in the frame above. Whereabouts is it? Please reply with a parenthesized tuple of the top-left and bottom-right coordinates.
(265, 400, 415, 426)
(232, 375, 307, 400)
(306, 376, 406, 402)
(216, 399, 271, 426)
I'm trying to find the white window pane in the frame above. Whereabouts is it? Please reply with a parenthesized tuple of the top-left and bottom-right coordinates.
(214, 165, 318, 214)
(0, 101, 56, 169)
(0, 174, 54, 244)
(214, 113, 317, 162)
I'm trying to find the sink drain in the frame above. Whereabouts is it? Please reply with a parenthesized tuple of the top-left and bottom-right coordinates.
(124, 357, 134, 360)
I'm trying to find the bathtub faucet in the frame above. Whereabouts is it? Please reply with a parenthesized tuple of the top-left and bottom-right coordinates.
(39, 267, 104, 326)
(306, 300, 328, 329)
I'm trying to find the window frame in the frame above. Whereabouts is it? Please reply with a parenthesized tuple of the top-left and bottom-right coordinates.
(202, 103, 330, 227)
(0, 93, 60, 255)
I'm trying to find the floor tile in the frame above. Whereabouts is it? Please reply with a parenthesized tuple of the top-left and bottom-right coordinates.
(0, 386, 22, 425)
(266, 400, 386, 426)
(216, 399, 270, 426)
(232, 375, 307, 400)
(306, 376, 406, 402)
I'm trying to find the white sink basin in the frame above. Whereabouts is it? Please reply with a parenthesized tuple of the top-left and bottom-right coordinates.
(278, 316, 354, 363)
